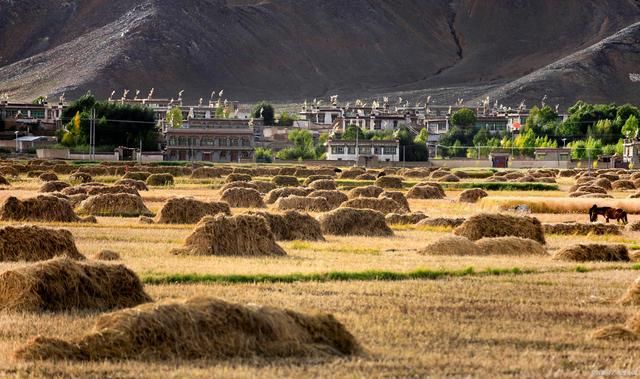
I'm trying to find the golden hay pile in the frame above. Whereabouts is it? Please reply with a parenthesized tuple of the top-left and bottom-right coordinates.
(264, 187, 314, 204)
(543, 222, 621, 235)
(0, 166, 18, 177)
(38, 172, 58, 182)
(417, 235, 480, 256)
(94, 250, 121, 261)
(474, 237, 547, 256)
(355, 173, 376, 180)
(308, 179, 337, 191)
(340, 197, 404, 215)
(618, 277, 640, 305)
(401, 168, 431, 178)
(52, 164, 75, 174)
(274, 195, 331, 212)
(86, 185, 140, 196)
(220, 181, 259, 193)
(114, 179, 149, 191)
(272, 175, 300, 187)
(454, 213, 545, 244)
(190, 167, 224, 178)
(0, 258, 150, 312)
(225, 173, 252, 183)
(172, 214, 286, 256)
(39, 180, 70, 193)
(379, 191, 410, 212)
(347, 185, 384, 199)
(318, 207, 393, 236)
(69, 172, 93, 184)
(122, 171, 151, 181)
(417, 217, 466, 228)
(0, 195, 93, 223)
(552, 244, 629, 262)
(77, 194, 153, 217)
(385, 212, 427, 225)
(0, 175, 10, 186)
(429, 169, 450, 179)
(612, 179, 636, 190)
(248, 210, 325, 241)
(26, 170, 45, 178)
(146, 173, 174, 186)
(251, 181, 277, 194)
(374, 176, 403, 189)
(156, 198, 231, 224)
(593, 178, 612, 190)
(590, 313, 640, 341)
(232, 167, 256, 175)
(575, 185, 607, 194)
(0, 225, 85, 262)
(14, 296, 360, 361)
(437, 174, 460, 182)
(220, 188, 265, 208)
(459, 188, 488, 203)
(277, 167, 297, 176)
(307, 190, 348, 209)
(303, 175, 334, 186)
(339, 168, 366, 179)
(406, 185, 444, 199)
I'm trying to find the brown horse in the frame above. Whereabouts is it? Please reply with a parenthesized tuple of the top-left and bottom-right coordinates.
(589, 205, 628, 224)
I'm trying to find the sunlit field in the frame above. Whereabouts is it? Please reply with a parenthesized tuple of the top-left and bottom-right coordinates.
(1, 168, 640, 377)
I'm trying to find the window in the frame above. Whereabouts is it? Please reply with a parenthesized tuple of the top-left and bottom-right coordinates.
(331, 114, 337, 123)
(331, 146, 344, 154)
(347, 146, 355, 154)
(374, 146, 382, 155)
(374, 120, 382, 130)
(317, 113, 325, 123)
(559, 153, 569, 161)
(219, 138, 228, 147)
(231, 138, 239, 146)
(358, 146, 370, 154)
(384, 146, 397, 155)
(393, 120, 398, 128)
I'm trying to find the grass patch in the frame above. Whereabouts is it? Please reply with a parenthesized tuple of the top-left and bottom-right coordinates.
(575, 265, 590, 273)
(288, 241, 380, 255)
(143, 267, 529, 285)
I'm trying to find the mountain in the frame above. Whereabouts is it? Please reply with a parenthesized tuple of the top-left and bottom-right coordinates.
(0, 0, 639, 108)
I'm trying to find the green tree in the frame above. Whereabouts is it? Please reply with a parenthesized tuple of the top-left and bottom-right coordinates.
(315, 132, 328, 158)
(32, 96, 46, 105)
(278, 112, 298, 127)
(414, 128, 429, 144)
(166, 106, 183, 128)
(622, 115, 639, 137)
(276, 129, 316, 160)
(525, 105, 558, 134)
(342, 124, 366, 140)
(253, 101, 275, 126)
(451, 108, 476, 127)
(255, 147, 273, 163)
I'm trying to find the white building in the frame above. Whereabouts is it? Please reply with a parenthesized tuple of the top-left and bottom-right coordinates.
(326, 139, 400, 162)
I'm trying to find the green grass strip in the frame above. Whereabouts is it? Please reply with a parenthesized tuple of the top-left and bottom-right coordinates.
(143, 267, 528, 285)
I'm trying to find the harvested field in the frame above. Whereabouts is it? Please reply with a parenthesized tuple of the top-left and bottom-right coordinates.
(474, 237, 547, 256)
(220, 188, 265, 208)
(38, 172, 58, 182)
(385, 212, 427, 224)
(251, 181, 277, 194)
(77, 194, 153, 217)
(454, 213, 545, 244)
(543, 223, 621, 235)
(340, 197, 404, 215)
(379, 191, 410, 212)
(248, 210, 324, 241)
(69, 172, 93, 184)
(417, 217, 466, 228)
(39, 180, 70, 193)
(225, 173, 252, 183)
(0, 258, 150, 312)
(318, 208, 393, 236)
(0, 225, 84, 262)
(123, 171, 151, 181)
(272, 175, 300, 187)
(114, 179, 149, 191)
(86, 185, 140, 196)
(303, 175, 334, 186)
(618, 277, 640, 305)
(265, 187, 314, 204)
(552, 244, 629, 262)
(418, 235, 480, 256)
(94, 250, 121, 261)
(156, 198, 231, 224)
(459, 188, 488, 203)
(172, 214, 286, 256)
(274, 195, 331, 212)
(146, 173, 174, 186)
(14, 297, 359, 361)
(307, 190, 348, 209)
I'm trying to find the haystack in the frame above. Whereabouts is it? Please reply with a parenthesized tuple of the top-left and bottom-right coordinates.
(220, 181, 259, 193)
(190, 167, 223, 178)
(122, 171, 151, 181)
(303, 175, 334, 186)
(340, 197, 404, 215)
(0, 166, 18, 177)
(385, 212, 427, 225)
(577, 185, 607, 194)
(114, 179, 149, 191)
(146, 173, 174, 186)
(26, 170, 45, 178)
(347, 185, 384, 199)
(86, 185, 140, 196)
(225, 173, 252, 183)
(0, 195, 92, 223)
(612, 179, 636, 190)
(593, 178, 612, 190)
(406, 185, 444, 199)
(459, 188, 488, 203)
(417, 217, 465, 228)
(618, 277, 640, 305)
(0, 175, 10, 187)
(474, 237, 547, 256)
(272, 175, 300, 187)
(264, 187, 314, 204)
(94, 250, 121, 261)
(0, 225, 85, 262)
(251, 181, 277, 194)
(274, 195, 331, 212)
(553, 244, 629, 262)
(401, 168, 431, 178)
(590, 312, 640, 340)
(417, 235, 480, 256)
(379, 191, 410, 212)
(248, 210, 325, 241)
(38, 172, 58, 182)
(69, 172, 93, 184)
(77, 194, 153, 217)
(429, 169, 450, 179)
(339, 168, 366, 179)
(453, 213, 545, 243)
(139, 216, 155, 224)
(156, 198, 231, 224)
(308, 179, 337, 191)
(39, 180, 70, 193)
(307, 190, 348, 209)
(318, 207, 393, 236)
(355, 173, 376, 180)
(0, 258, 150, 312)
(220, 188, 265, 208)
(52, 164, 75, 174)
(14, 296, 359, 361)
(438, 174, 460, 182)
(544, 223, 621, 235)
(375, 176, 403, 189)
(172, 214, 285, 256)
(277, 167, 297, 176)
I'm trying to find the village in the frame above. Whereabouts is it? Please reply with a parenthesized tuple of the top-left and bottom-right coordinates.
(2, 91, 638, 169)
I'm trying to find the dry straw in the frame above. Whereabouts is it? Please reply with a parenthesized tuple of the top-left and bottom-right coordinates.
(38, 172, 58, 182)
(459, 188, 488, 203)
(274, 195, 331, 212)
(454, 213, 546, 244)
(308, 179, 337, 191)
(618, 277, 640, 305)
(418, 235, 480, 256)
(39, 181, 70, 193)
(114, 179, 149, 191)
(385, 212, 427, 225)
(145, 173, 174, 186)
(407, 185, 444, 199)
(78, 194, 153, 217)
(379, 191, 410, 212)
(543, 223, 621, 235)
(374, 176, 403, 189)
(94, 250, 121, 261)
(272, 175, 300, 187)
(348, 185, 384, 199)
(552, 244, 629, 262)
(172, 214, 286, 256)
(417, 217, 465, 228)
(156, 198, 231, 224)
(264, 187, 314, 204)
(14, 296, 360, 361)
(0, 195, 94, 223)
(248, 210, 325, 241)
(0, 258, 150, 312)
(474, 237, 547, 256)
(220, 187, 265, 208)
(220, 181, 259, 193)
(225, 173, 252, 183)
(340, 197, 405, 215)
(318, 207, 393, 236)
(307, 190, 348, 209)
(0, 225, 85, 262)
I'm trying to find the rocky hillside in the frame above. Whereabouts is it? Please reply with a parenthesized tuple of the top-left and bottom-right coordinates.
(0, 0, 639, 108)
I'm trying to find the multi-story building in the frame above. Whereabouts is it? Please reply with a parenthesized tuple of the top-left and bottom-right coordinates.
(0, 100, 65, 132)
(326, 138, 400, 162)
